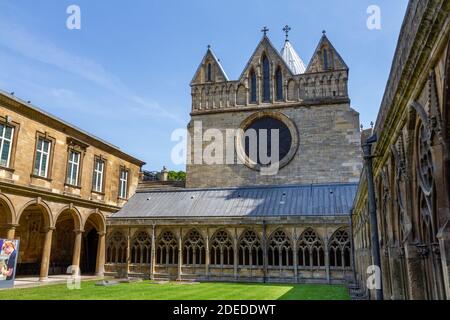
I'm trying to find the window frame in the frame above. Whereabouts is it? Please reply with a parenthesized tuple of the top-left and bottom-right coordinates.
(118, 166, 130, 200)
(0, 116, 19, 171)
(65, 137, 88, 188)
(31, 132, 55, 180)
(275, 66, 283, 101)
(249, 69, 257, 103)
(65, 150, 81, 187)
(92, 155, 107, 194)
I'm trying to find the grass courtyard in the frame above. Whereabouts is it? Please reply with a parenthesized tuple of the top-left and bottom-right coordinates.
(0, 280, 350, 300)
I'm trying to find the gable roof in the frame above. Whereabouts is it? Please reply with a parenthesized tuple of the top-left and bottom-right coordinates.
(239, 35, 294, 80)
(190, 47, 229, 85)
(306, 33, 349, 73)
(110, 182, 358, 219)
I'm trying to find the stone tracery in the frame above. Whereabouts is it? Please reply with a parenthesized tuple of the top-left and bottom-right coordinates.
(298, 228, 325, 267)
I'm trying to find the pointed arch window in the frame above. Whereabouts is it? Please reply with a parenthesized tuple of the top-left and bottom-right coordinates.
(268, 229, 293, 267)
(297, 229, 325, 267)
(329, 229, 351, 267)
(323, 49, 329, 70)
(275, 67, 283, 101)
(183, 229, 205, 265)
(250, 69, 257, 103)
(106, 231, 127, 264)
(207, 63, 212, 82)
(131, 231, 151, 264)
(156, 231, 178, 265)
(210, 230, 234, 266)
(262, 55, 271, 102)
(239, 230, 263, 266)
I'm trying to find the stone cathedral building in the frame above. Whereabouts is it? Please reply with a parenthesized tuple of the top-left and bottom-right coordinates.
(107, 29, 363, 283)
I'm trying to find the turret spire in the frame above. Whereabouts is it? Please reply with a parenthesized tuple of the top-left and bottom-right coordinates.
(280, 27, 306, 75)
(283, 25, 291, 42)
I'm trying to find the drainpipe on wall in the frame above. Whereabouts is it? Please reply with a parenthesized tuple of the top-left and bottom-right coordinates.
(362, 134, 383, 300)
(349, 209, 357, 284)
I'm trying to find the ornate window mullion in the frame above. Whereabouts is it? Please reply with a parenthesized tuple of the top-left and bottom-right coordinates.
(278, 246, 282, 269)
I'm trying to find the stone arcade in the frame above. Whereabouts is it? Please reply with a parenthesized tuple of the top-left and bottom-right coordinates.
(106, 29, 363, 283)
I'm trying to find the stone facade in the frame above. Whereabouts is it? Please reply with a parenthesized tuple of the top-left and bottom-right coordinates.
(352, 0, 450, 300)
(186, 34, 362, 188)
(187, 105, 361, 188)
(0, 91, 145, 280)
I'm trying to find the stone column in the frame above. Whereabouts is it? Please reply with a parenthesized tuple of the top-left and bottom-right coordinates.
(437, 222, 450, 300)
(233, 228, 238, 280)
(71, 229, 83, 271)
(6, 225, 16, 239)
(177, 228, 182, 281)
(205, 230, 210, 279)
(380, 245, 392, 299)
(404, 242, 426, 300)
(262, 222, 268, 282)
(324, 235, 330, 284)
(150, 225, 156, 280)
(39, 227, 55, 281)
(430, 142, 450, 300)
(126, 228, 131, 277)
(95, 231, 106, 277)
(293, 229, 298, 283)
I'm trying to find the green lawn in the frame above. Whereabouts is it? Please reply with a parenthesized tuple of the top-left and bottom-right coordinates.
(0, 281, 350, 300)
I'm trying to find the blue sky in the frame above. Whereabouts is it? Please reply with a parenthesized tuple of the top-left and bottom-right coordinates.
(0, 0, 408, 171)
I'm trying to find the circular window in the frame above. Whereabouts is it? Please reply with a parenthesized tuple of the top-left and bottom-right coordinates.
(244, 117, 292, 164)
(236, 112, 299, 171)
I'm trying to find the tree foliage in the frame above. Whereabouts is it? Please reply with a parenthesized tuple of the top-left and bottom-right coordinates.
(168, 171, 186, 181)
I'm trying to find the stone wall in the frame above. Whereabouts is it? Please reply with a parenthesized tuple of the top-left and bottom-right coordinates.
(186, 102, 362, 188)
